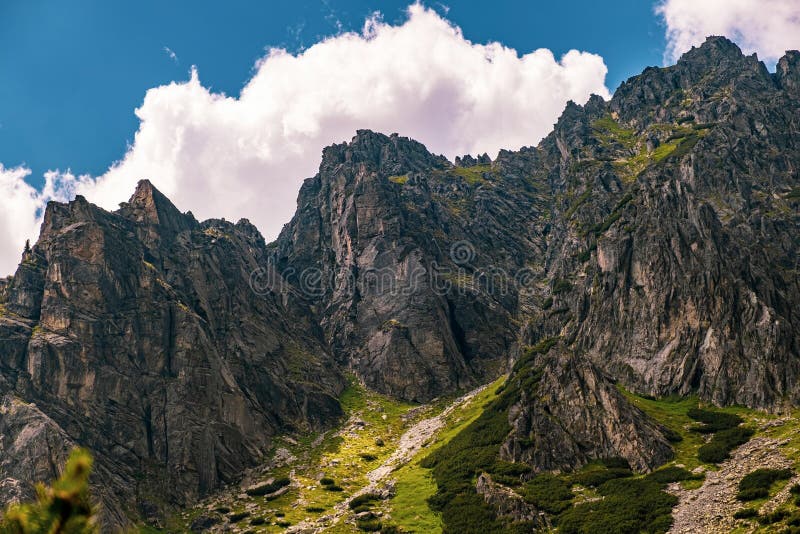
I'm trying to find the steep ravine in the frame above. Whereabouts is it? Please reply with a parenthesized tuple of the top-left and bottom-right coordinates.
(169, 376, 506, 533)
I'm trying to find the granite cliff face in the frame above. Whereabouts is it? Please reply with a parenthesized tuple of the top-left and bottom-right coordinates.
(272, 37, 799, 410)
(0, 182, 344, 527)
(501, 347, 675, 473)
(535, 37, 800, 409)
(273, 132, 547, 401)
(0, 36, 798, 528)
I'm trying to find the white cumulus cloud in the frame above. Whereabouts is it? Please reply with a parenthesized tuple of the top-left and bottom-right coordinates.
(0, 166, 73, 276)
(657, 0, 800, 64)
(0, 4, 610, 276)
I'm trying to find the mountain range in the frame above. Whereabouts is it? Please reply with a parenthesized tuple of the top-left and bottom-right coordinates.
(0, 36, 799, 532)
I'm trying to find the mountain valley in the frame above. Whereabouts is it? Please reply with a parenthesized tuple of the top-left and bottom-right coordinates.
(1, 36, 799, 533)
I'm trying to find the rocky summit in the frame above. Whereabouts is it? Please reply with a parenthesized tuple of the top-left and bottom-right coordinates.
(0, 36, 799, 532)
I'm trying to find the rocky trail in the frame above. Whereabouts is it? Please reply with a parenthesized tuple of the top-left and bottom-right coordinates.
(668, 430, 800, 534)
(367, 383, 490, 484)
(285, 383, 491, 533)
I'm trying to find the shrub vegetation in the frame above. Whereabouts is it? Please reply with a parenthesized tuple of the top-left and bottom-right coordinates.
(349, 494, 380, 510)
(697, 427, 754, 463)
(558, 475, 678, 534)
(686, 408, 743, 433)
(733, 507, 758, 519)
(686, 407, 753, 463)
(736, 468, 794, 501)
(521, 474, 574, 514)
(245, 476, 291, 496)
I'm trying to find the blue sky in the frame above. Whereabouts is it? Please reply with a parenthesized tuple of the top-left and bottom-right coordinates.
(1, 1, 665, 188)
(1, 0, 797, 276)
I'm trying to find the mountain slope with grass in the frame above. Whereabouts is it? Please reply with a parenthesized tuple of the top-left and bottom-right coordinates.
(1, 36, 799, 530)
(140, 375, 800, 533)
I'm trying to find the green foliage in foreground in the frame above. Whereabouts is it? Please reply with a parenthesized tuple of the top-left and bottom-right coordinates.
(0, 449, 97, 534)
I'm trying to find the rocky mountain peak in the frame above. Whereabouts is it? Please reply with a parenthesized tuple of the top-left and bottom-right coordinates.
(674, 35, 774, 91)
(117, 179, 196, 232)
(678, 35, 745, 66)
(776, 49, 800, 92)
(1, 34, 799, 531)
(38, 194, 96, 239)
(0, 180, 346, 528)
(319, 129, 449, 178)
(454, 153, 492, 167)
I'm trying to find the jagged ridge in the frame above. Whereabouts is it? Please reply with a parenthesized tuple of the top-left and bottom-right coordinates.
(0, 36, 798, 529)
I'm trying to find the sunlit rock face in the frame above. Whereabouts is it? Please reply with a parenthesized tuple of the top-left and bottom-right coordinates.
(1, 36, 799, 527)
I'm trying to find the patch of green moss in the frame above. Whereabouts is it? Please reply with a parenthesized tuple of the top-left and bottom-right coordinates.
(451, 164, 492, 185)
(592, 114, 638, 150)
(565, 188, 592, 219)
(651, 138, 683, 162)
(665, 133, 701, 162)
(388, 174, 409, 185)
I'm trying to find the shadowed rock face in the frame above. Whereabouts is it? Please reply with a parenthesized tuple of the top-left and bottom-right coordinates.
(273, 131, 546, 401)
(0, 35, 798, 526)
(545, 37, 800, 409)
(501, 350, 674, 473)
(274, 36, 799, 411)
(0, 182, 345, 528)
